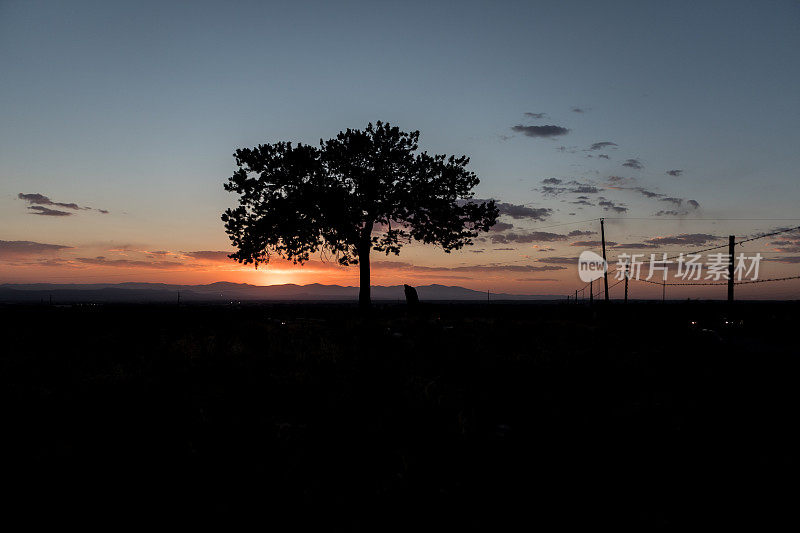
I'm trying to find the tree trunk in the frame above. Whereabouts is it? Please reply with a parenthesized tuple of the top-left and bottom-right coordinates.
(358, 230, 372, 310)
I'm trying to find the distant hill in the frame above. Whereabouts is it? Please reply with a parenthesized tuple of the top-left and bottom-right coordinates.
(0, 282, 561, 303)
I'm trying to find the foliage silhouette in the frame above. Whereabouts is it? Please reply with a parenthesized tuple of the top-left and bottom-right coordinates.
(222, 121, 498, 308)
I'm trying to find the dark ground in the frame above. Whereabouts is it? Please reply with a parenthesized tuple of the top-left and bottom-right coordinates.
(1, 301, 797, 529)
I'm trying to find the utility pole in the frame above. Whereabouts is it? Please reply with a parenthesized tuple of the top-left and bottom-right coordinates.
(575, 289, 578, 304)
(589, 280, 593, 304)
(727, 235, 735, 303)
(624, 263, 629, 304)
(601, 218, 609, 302)
(662, 280, 666, 303)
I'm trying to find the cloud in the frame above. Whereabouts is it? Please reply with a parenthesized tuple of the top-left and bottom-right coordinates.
(511, 125, 570, 138)
(493, 247, 516, 251)
(515, 278, 559, 282)
(490, 221, 515, 232)
(374, 261, 566, 273)
(18, 193, 81, 210)
(598, 154, 610, 159)
(598, 198, 628, 213)
(75, 256, 186, 269)
(524, 112, 547, 119)
(620, 186, 662, 199)
(33, 258, 75, 267)
(666, 169, 683, 177)
(607, 175, 634, 185)
(612, 242, 658, 249)
(570, 240, 617, 247)
(491, 231, 569, 244)
(537, 256, 577, 265)
(660, 197, 683, 206)
(17, 192, 109, 214)
(0, 240, 71, 258)
(645, 233, 718, 246)
(590, 142, 617, 150)
(767, 256, 800, 263)
(27, 206, 74, 216)
(460, 199, 552, 221)
(496, 202, 552, 220)
(540, 179, 603, 196)
(622, 158, 643, 170)
(571, 107, 586, 113)
(568, 230, 596, 237)
(768, 233, 800, 252)
(542, 186, 567, 196)
(183, 250, 235, 262)
(570, 184, 602, 194)
(654, 210, 686, 216)
(612, 185, 700, 210)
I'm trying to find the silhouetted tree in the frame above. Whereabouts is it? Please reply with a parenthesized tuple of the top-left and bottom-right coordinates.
(222, 121, 498, 308)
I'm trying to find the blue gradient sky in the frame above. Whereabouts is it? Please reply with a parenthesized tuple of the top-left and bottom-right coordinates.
(1, 0, 799, 297)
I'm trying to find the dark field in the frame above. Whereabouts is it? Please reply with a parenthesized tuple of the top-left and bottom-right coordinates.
(2, 302, 797, 529)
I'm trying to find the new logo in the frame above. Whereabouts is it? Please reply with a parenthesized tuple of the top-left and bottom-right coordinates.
(578, 250, 607, 283)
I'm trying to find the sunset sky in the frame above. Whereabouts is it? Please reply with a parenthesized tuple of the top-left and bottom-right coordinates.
(2, 0, 799, 298)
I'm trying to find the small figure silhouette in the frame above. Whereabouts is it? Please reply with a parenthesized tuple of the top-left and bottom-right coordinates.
(404, 284, 419, 307)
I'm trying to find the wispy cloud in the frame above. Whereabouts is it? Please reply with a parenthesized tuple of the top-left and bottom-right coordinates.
(645, 233, 718, 246)
(490, 221, 515, 232)
(18, 192, 109, 215)
(491, 231, 569, 244)
(463, 199, 552, 221)
(571, 240, 618, 247)
(75, 256, 186, 269)
(540, 179, 604, 196)
(183, 250, 235, 262)
(598, 197, 628, 213)
(511, 125, 570, 138)
(0, 240, 71, 258)
(589, 141, 617, 150)
(622, 158, 644, 170)
(18, 193, 81, 210)
(568, 230, 596, 237)
(373, 261, 566, 273)
(27, 206, 73, 216)
(537, 256, 577, 265)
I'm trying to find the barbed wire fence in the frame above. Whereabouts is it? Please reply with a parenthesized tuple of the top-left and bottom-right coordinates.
(563, 219, 800, 302)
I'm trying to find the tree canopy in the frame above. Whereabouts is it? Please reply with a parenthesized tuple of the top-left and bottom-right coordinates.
(222, 121, 498, 307)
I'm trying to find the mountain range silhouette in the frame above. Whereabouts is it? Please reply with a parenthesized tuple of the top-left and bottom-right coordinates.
(0, 282, 561, 303)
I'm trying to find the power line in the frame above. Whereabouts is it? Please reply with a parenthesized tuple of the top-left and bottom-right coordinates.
(629, 275, 800, 287)
(603, 217, 800, 221)
(564, 220, 800, 299)
(736, 225, 800, 245)
(734, 275, 800, 285)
